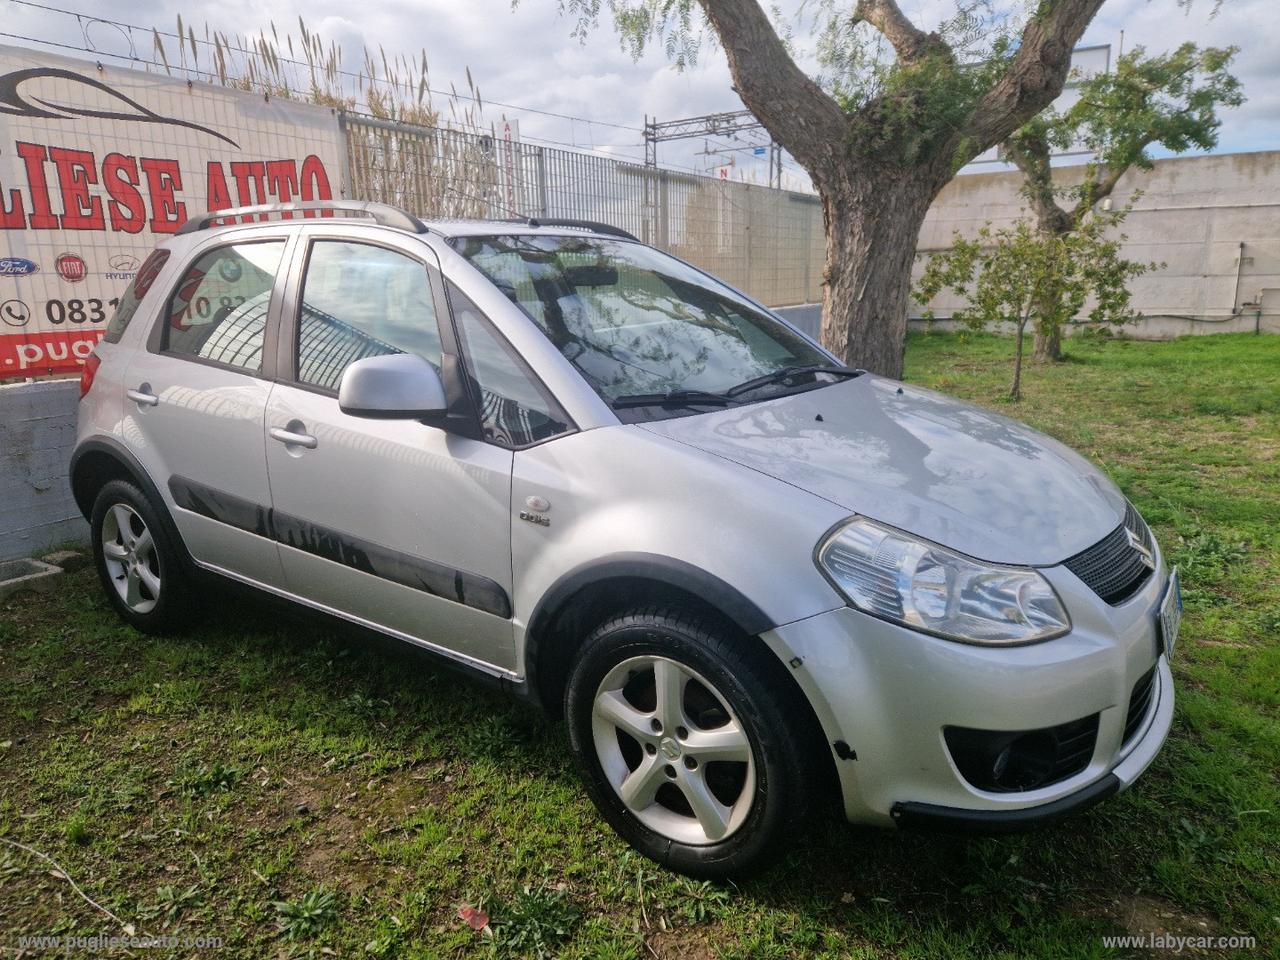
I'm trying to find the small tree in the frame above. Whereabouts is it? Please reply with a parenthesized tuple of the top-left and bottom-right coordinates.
(1003, 43, 1242, 360)
(914, 205, 1155, 400)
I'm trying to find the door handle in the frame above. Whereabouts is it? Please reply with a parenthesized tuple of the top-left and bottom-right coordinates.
(127, 385, 158, 406)
(270, 425, 318, 449)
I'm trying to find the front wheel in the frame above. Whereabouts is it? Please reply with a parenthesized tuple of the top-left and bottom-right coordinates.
(565, 607, 817, 877)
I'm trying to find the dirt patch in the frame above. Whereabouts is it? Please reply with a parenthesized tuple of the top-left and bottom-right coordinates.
(1092, 893, 1228, 957)
(645, 925, 720, 960)
(287, 766, 456, 894)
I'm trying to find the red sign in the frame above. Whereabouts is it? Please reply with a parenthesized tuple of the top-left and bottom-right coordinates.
(0, 44, 344, 379)
(0, 327, 102, 375)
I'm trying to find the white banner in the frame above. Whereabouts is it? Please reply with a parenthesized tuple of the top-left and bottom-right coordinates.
(0, 45, 345, 378)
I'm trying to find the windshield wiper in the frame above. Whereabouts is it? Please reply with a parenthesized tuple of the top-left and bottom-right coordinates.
(611, 388, 734, 409)
(725, 364, 863, 398)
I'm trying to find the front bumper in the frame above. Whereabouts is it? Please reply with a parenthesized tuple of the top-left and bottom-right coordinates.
(762, 559, 1175, 827)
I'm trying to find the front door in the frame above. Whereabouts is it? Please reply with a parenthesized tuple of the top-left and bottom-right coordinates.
(262, 228, 517, 673)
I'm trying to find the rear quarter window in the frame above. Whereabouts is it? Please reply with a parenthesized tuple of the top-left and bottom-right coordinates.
(102, 249, 171, 344)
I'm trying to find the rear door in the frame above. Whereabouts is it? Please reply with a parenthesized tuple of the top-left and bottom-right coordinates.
(261, 226, 518, 673)
(123, 228, 292, 587)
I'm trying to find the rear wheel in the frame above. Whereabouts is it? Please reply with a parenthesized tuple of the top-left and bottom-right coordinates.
(91, 479, 193, 633)
(565, 607, 816, 877)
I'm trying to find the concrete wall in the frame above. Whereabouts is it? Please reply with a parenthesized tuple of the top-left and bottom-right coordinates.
(0, 380, 86, 560)
(917, 150, 1280, 336)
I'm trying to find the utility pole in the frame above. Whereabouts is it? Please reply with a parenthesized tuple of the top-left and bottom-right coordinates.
(644, 110, 784, 188)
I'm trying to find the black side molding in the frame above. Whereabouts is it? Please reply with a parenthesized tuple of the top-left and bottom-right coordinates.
(890, 774, 1121, 835)
(168, 475, 512, 619)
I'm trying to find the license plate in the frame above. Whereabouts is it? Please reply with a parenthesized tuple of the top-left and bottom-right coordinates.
(1158, 567, 1183, 658)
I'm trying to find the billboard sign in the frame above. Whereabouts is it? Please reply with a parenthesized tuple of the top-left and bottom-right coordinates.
(0, 45, 345, 379)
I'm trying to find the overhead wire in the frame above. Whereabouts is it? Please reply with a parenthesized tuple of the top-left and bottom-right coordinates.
(4, 0, 643, 134)
(3, 6, 812, 189)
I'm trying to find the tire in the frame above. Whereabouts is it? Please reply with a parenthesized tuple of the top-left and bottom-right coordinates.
(90, 479, 194, 633)
(565, 606, 817, 878)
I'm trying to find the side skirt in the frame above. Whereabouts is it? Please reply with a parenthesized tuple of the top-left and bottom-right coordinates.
(194, 558, 533, 700)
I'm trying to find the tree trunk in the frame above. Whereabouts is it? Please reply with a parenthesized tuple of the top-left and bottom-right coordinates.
(1011, 319, 1027, 400)
(694, 0, 1107, 383)
(1033, 322, 1062, 362)
(818, 173, 936, 380)
(1029, 219, 1070, 363)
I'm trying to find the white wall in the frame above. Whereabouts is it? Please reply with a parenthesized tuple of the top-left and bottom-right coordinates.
(915, 150, 1280, 337)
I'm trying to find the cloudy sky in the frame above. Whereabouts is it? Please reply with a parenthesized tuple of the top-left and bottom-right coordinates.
(4, 0, 1274, 187)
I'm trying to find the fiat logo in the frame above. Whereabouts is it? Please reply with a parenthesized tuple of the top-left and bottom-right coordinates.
(55, 252, 88, 282)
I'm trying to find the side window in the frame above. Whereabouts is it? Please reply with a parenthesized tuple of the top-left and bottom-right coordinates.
(163, 241, 285, 373)
(296, 241, 442, 392)
(449, 283, 572, 448)
(104, 249, 169, 344)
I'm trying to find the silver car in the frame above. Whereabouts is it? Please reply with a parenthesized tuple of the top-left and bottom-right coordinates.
(71, 200, 1180, 877)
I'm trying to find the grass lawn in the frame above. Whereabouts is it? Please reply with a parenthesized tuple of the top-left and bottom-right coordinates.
(1, 331, 1276, 959)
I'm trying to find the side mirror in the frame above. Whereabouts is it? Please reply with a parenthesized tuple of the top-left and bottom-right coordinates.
(338, 353, 448, 422)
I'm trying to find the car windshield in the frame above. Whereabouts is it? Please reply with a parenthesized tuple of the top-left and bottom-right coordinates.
(451, 234, 831, 419)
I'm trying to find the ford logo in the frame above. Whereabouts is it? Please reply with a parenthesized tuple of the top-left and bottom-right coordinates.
(0, 257, 39, 276)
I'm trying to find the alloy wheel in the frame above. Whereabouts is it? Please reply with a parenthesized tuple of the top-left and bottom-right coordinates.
(101, 502, 161, 614)
(591, 655, 756, 845)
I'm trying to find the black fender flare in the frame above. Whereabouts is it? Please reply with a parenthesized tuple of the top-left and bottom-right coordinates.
(523, 552, 777, 708)
(69, 436, 195, 569)
(70, 437, 162, 517)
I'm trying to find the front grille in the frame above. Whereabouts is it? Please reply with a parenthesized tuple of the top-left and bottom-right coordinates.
(1063, 502, 1156, 605)
(1123, 667, 1157, 744)
(945, 714, 1099, 793)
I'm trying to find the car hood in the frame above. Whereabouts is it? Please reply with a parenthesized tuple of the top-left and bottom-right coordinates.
(639, 375, 1126, 565)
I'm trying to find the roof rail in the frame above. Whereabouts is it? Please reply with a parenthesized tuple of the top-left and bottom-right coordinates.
(176, 200, 430, 235)
(525, 217, 638, 242)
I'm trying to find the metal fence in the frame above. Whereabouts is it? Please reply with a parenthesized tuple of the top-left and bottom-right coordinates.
(341, 113, 826, 308)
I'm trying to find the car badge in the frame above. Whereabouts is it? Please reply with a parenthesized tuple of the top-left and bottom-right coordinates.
(1125, 526, 1155, 570)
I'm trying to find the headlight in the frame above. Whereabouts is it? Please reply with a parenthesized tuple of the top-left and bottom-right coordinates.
(817, 517, 1070, 645)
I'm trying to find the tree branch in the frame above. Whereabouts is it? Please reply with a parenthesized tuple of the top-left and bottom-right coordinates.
(1067, 129, 1161, 219)
(695, 0, 848, 177)
(956, 0, 1107, 160)
(852, 0, 947, 64)
(1069, 167, 1123, 220)
(1004, 133, 1072, 235)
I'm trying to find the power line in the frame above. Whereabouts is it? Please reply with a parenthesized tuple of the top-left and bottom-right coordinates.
(3, 9, 806, 188)
(4, 0, 644, 133)
(643, 109, 795, 188)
